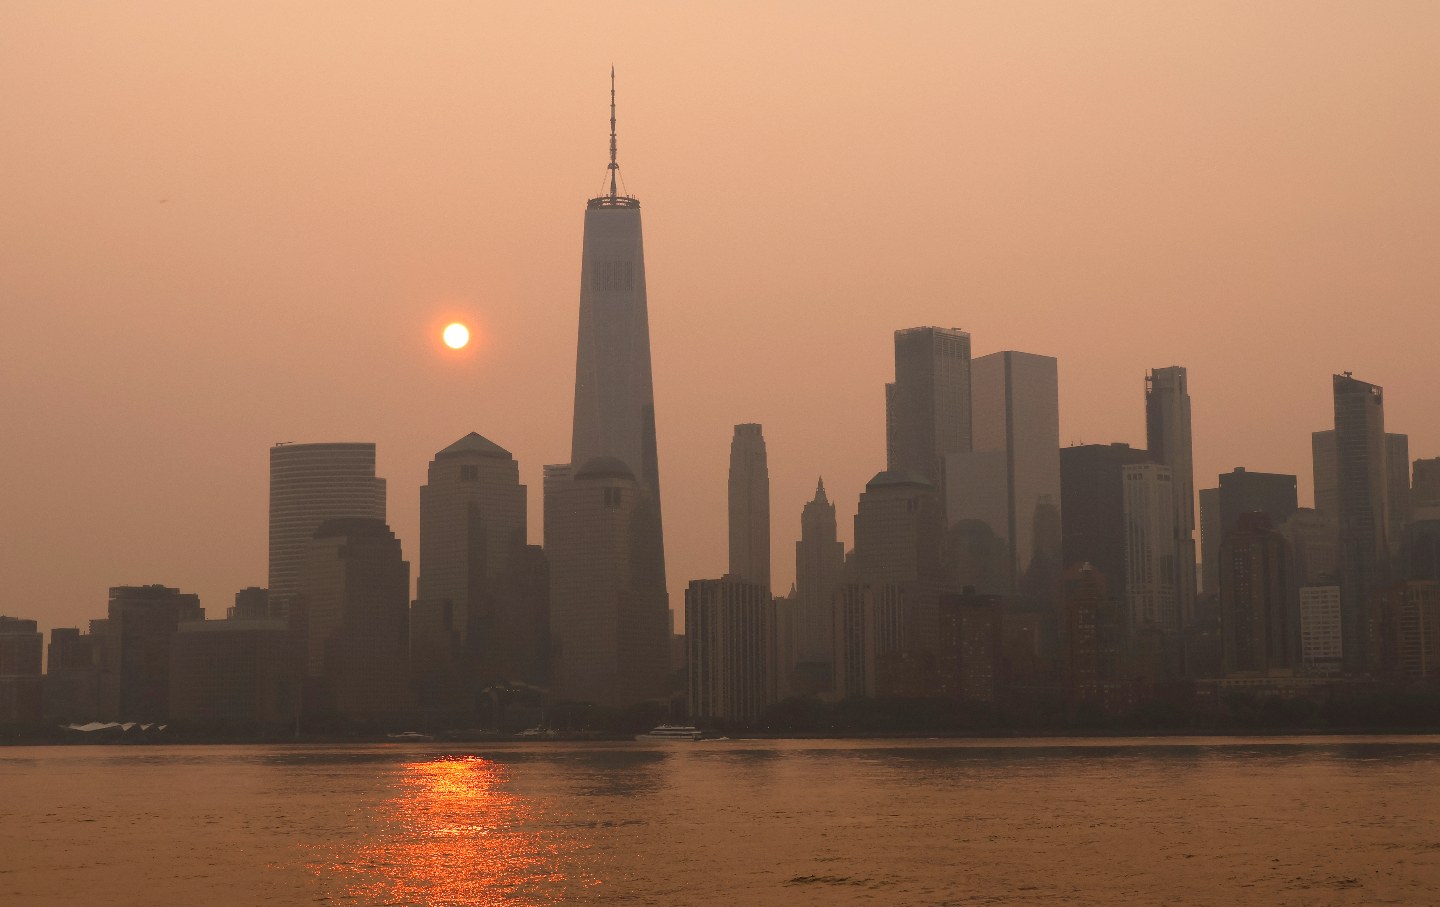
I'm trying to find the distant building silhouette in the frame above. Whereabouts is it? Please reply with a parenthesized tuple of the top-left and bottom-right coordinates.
(969, 351, 1061, 596)
(544, 457, 669, 708)
(567, 73, 667, 601)
(1198, 487, 1221, 595)
(935, 590, 1002, 703)
(728, 424, 770, 591)
(269, 442, 385, 619)
(1145, 366, 1197, 629)
(1217, 468, 1298, 556)
(1412, 457, 1440, 509)
(98, 585, 204, 722)
(853, 471, 945, 587)
(43, 627, 100, 723)
(791, 478, 844, 689)
(0, 617, 43, 725)
(1311, 429, 1339, 522)
(1403, 518, 1440, 583)
(885, 326, 972, 489)
(1218, 513, 1293, 675)
(1121, 463, 1179, 638)
(1279, 508, 1338, 587)
(415, 432, 545, 706)
(686, 577, 774, 724)
(169, 619, 298, 726)
(229, 587, 269, 621)
(1375, 581, 1440, 682)
(1062, 566, 1127, 711)
(1060, 442, 1149, 607)
(1331, 373, 1391, 673)
(296, 518, 411, 720)
(1386, 434, 1412, 556)
(1299, 585, 1343, 675)
(832, 582, 908, 698)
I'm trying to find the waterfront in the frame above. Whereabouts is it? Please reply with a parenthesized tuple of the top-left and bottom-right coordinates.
(3, 737, 1439, 905)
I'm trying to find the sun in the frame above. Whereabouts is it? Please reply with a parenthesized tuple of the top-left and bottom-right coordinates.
(442, 322, 470, 350)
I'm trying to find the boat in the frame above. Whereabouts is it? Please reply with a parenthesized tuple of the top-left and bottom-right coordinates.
(636, 724, 705, 741)
(386, 731, 435, 742)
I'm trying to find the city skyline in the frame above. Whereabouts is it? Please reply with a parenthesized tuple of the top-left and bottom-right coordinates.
(4, 4, 1440, 638)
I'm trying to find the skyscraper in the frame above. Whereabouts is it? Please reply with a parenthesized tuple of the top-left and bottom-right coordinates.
(1333, 373, 1390, 673)
(794, 479, 845, 667)
(886, 326, 972, 488)
(297, 518, 411, 719)
(268, 443, 386, 618)
(1145, 366, 1197, 628)
(1385, 432, 1412, 552)
(1217, 513, 1293, 676)
(727, 424, 770, 590)
(853, 472, 945, 587)
(969, 350, 1061, 593)
(568, 71, 666, 594)
(1059, 442, 1150, 606)
(1413, 457, 1440, 510)
(1121, 463, 1178, 636)
(98, 585, 204, 722)
(686, 577, 774, 724)
(1198, 487, 1221, 595)
(1312, 430, 1338, 519)
(1217, 468, 1298, 543)
(547, 74, 670, 708)
(545, 457, 669, 708)
(417, 433, 528, 653)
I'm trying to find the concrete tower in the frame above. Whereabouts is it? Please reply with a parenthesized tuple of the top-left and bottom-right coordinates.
(727, 424, 770, 590)
(1145, 366, 1197, 627)
(268, 442, 386, 619)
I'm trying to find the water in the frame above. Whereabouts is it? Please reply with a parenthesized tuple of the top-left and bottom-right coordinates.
(3, 737, 1439, 905)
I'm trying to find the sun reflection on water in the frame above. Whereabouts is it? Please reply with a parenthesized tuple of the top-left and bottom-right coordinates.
(321, 755, 591, 906)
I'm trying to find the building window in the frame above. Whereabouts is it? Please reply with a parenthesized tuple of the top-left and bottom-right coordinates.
(460, 465, 478, 482)
(604, 487, 623, 509)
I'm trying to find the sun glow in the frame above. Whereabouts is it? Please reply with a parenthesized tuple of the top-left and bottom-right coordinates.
(442, 322, 470, 349)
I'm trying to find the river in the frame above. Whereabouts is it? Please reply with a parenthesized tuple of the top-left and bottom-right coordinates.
(2, 736, 1438, 905)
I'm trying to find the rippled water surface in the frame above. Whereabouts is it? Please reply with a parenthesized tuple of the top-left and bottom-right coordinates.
(3, 736, 1440, 905)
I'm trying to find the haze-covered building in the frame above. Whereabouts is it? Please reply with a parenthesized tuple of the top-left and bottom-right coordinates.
(98, 585, 204, 722)
(728, 424, 770, 591)
(296, 518, 411, 720)
(0, 617, 43, 725)
(686, 577, 774, 724)
(886, 326, 972, 489)
(269, 442, 386, 619)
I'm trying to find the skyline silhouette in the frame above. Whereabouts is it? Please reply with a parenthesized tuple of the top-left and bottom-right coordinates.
(3, 4, 1438, 639)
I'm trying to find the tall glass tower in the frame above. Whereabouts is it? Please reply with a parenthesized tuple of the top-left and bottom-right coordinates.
(568, 70, 666, 591)
(548, 72, 670, 706)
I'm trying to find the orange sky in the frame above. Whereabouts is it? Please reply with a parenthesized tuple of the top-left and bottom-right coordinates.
(3, 3, 1438, 635)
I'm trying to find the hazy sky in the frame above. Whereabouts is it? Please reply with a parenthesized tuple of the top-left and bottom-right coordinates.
(3, 3, 1438, 635)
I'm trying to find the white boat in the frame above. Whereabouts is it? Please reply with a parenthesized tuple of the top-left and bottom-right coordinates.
(636, 724, 704, 741)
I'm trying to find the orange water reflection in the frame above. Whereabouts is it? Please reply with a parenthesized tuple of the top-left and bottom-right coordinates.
(324, 756, 590, 906)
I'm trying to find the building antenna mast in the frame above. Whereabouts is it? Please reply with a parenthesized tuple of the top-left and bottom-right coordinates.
(608, 66, 619, 198)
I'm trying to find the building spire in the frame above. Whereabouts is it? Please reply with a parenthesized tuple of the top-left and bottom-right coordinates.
(815, 477, 828, 503)
(608, 66, 619, 198)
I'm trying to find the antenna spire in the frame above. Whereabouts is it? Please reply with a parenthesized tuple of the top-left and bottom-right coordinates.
(608, 66, 619, 198)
